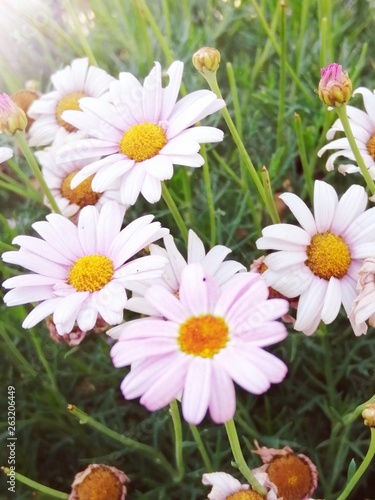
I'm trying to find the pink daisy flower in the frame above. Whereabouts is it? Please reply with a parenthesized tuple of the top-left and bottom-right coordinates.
(125, 229, 246, 316)
(2, 201, 168, 335)
(256, 180, 375, 335)
(202, 470, 278, 500)
(110, 263, 288, 425)
(27, 57, 114, 146)
(57, 61, 225, 205)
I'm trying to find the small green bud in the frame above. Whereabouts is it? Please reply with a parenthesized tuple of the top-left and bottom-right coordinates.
(192, 47, 221, 76)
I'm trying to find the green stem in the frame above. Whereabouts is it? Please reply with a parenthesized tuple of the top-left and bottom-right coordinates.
(225, 418, 267, 496)
(294, 113, 313, 201)
(169, 400, 184, 480)
(1, 467, 68, 499)
(0, 325, 38, 378)
(337, 427, 375, 500)
(68, 404, 178, 479)
(30, 328, 59, 393)
(14, 132, 61, 214)
(200, 71, 267, 208)
(63, 0, 98, 65)
(201, 145, 216, 246)
(189, 424, 213, 472)
(335, 105, 375, 195)
(276, 1, 286, 149)
(162, 183, 188, 244)
(261, 167, 280, 224)
(343, 395, 375, 426)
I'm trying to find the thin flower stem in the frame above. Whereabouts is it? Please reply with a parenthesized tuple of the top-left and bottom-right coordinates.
(67, 404, 178, 480)
(63, 0, 98, 66)
(169, 400, 185, 480)
(1, 467, 68, 499)
(14, 132, 61, 214)
(200, 71, 268, 210)
(7, 157, 40, 193)
(294, 113, 313, 201)
(335, 105, 375, 196)
(261, 167, 280, 224)
(320, 16, 329, 70)
(0, 325, 38, 378)
(201, 144, 216, 246)
(336, 428, 375, 500)
(276, 1, 286, 149)
(189, 424, 213, 472)
(162, 183, 188, 244)
(225, 418, 267, 496)
(30, 328, 59, 394)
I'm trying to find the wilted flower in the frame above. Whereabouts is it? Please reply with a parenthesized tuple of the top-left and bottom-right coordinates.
(69, 463, 130, 500)
(252, 442, 318, 500)
(318, 63, 352, 107)
(349, 257, 375, 335)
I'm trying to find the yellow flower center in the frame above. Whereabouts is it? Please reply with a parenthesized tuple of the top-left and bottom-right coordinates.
(306, 231, 351, 280)
(74, 466, 123, 500)
(119, 122, 167, 162)
(68, 255, 114, 292)
(367, 133, 375, 160)
(267, 454, 312, 500)
(227, 490, 264, 500)
(61, 171, 101, 208)
(178, 314, 229, 358)
(55, 91, 86, 132)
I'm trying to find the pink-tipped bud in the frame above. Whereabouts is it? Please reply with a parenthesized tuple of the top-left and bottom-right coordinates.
(318, 63, 352, 107)
(0, 93, 27, 135)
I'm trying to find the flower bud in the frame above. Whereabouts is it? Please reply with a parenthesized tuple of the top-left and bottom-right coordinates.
(11, 89, 40, 132)
(192, 47, 221, 76)
(318, 63, 352, 107)
(0, 93, 27, 135)
(362, 402, 375, 428)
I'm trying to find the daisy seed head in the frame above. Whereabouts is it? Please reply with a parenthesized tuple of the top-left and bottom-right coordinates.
(306, 231, 351, 280)
(318, 63, 352, 107)
(0, 92, 27, 135)
(192, 46, 221, 75)
(119, 122, 167, 162)
(69, 463, 129, 500)
(178, 314, 229, 358)
(56, 91, 86, 132)
(68, 254, 114, 292)
(226, 491, 264, 499)
(362, 402, 375, 428)
(61, 171, 101, 207)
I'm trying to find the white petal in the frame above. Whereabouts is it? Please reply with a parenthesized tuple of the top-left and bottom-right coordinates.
(313, 180, 338, 232)
(321, 277, 342, 324)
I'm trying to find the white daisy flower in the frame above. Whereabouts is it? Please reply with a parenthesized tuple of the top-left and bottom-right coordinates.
(125, 229, 246, 317)
(57, 61, 225, 206)
(0, 146, 13, 162)
(256, 180, 375, 336)
(35, 128, 124, 217)
(27, 58, 114, 147)
(318, 87, 375, 177)
(2, 201, 168, 335)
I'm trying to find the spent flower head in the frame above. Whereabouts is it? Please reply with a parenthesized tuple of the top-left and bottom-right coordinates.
(318, 63, 352, 107)
(69, 463, 130, 500)
(362, 402, 375, 428)
(0, 93, 27, 135)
